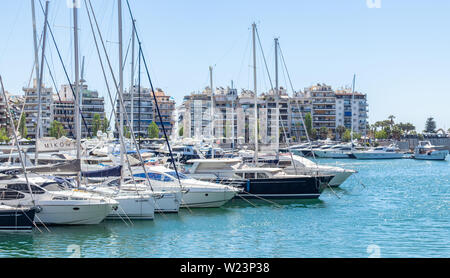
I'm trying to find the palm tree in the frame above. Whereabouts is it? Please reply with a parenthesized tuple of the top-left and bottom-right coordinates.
(388, 115, 396, 128)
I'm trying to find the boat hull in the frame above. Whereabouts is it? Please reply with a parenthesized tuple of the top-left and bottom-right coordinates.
(154, 192, 181, 213)
(414, 151, 448, 161)
(0, 208, 36, 231)
(180, 191, 236, 208)
(314, 150, 351, 159)
(329, 171, 354, 187)
(107, 195, 155, 220)
(237, 176, 332, 199)
(34, 203, 115, 225)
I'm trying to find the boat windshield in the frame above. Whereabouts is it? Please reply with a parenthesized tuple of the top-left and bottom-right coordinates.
(166, 172, 189, 180)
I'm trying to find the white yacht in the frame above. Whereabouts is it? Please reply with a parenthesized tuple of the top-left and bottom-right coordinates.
(352, 144, 407, 160)
(184, 158, 335, 199)
(314, 144, 353, 158)
(90, 177, 181, 214)
(275, 155, 356, 187)
(186, 157, 354, 188)
(414, 141, 449, 161)
(132, 166, 239, 208)
(0, 177, 118, 225)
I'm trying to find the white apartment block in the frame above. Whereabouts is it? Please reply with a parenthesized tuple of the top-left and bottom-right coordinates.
(182, 83, 369, 145)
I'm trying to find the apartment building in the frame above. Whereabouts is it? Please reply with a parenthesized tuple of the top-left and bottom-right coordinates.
(181, 83, 369, 145)
(23, 79, 54, 138)
(118, 87, 175, 138)
(59, 82, 105, 138)
(335, 89, 369, 135)
(306, 84, 337, 133)
(152, 89, 176, 137)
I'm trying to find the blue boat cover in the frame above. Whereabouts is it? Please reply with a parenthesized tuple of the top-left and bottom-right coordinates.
(82, 166, 122, 178)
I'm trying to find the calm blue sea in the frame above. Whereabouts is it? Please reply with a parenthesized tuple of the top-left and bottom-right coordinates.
(0, 159, 449, 258)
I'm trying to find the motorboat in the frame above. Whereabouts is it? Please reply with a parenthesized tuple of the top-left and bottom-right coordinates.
(272, 155, 355, 187)
(314, 144, 353, 158)
(352, 144, 407, 160)
(184, 158, 334, 199)
(413, 141, 449, 161)
(132, 166, 239, 208)
(0, 177, 118, 225)
(0, 205, 36, 232)
(91, 177, 181, 214)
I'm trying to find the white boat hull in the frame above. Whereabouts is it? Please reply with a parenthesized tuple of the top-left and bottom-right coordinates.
(414, 151, 448, 161)
(34, 202, 115, 225)
(154, 192, 181, 213)
(180, 191, 236, 208)
(314, 150, 351, 159)
(107, 195, 155, 220)
(329, 171, 354, 187)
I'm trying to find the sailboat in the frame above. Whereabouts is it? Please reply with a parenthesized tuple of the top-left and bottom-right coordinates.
(0, 0, 119, 226)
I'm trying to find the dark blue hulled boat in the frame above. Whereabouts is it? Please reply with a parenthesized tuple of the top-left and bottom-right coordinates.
(0, 206, 36, 232)
(185, 159, 334, 200)
(232, 168, 333, 199)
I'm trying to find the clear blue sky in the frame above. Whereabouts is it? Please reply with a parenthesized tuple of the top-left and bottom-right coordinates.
(0, 0, 449, 132)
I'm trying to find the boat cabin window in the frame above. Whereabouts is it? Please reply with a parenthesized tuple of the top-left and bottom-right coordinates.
(0, 188, 25, 200)
(244, 173, 255, 179)
(134, 172, 173, 182)
(166, 172, 188, 180)
(7, 184, 45, 194)
(235, 173, 244, 178)
(257, 173, 269, 179)
(374, 147, 384, 151)
(40, 182, 66, 192)
(278, 161, 291, 167)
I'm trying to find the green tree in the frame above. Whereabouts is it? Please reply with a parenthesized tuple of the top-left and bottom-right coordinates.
(391, 125, 403, 140)
(18, 114, 27, 138)
(375, 130, 388, 140)
(424, 117, 436, 133)
(0, 128, 10, 143)
(311, 129, 318, 140)
(397, 122, 415, 135)
(319, 127, 329, 140)
(304, 113, 312, 138)
(123, 126, 131, 139)
(336, 125, 346, 141)
(102, 117, 110, 133)
(92, 114, 102, 137)
(342, 129, 351, 142)
(147, 122, 160, 138)
(178, 126, 184, 137)
(49, 121, 66, 139)
(388, 115, 396, 127)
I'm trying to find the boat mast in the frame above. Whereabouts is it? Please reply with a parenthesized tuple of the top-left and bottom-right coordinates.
(231, 80, 235, 151)
(73, 0, 81, 188)
(209, 66, 215, 158)
(130, 19, 136, 139)
(0, 76, 34, 204)
(118, 0, 125, 183)
(252, 23, 258, 164)
(351, 74, 356, 147)
(275, 37, 280, 161)
(35, 0, 49, 166)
